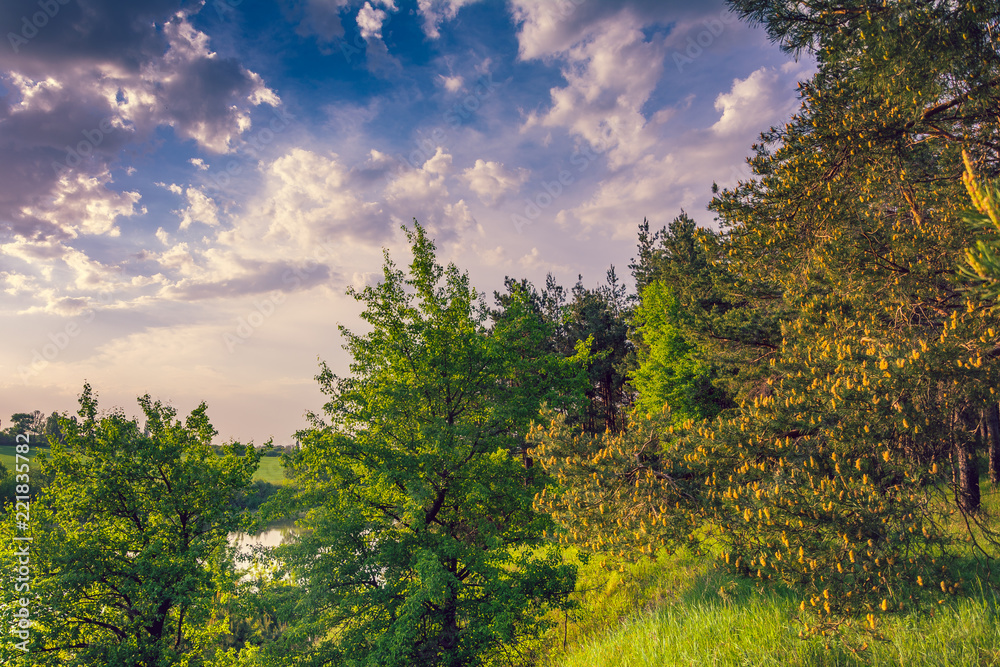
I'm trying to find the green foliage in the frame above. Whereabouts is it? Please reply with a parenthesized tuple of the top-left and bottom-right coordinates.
(960, 152, 1000, 301)
(0, 384, 261, 666)
(267, 223, 581, 667)
(0, 460, 15, 511)
(492, 270, 635, 435)
(538, 0, 1000, 626)
(630, 282, 728, 424)
(4, 411, 44, 438)
(558, 270, 634, 434)
(629, 213, 782, 406)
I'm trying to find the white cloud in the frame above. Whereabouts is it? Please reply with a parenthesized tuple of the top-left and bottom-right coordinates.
(357, 2, 390, 40)
(94, 15, 282, 154)
(385, 147, 453, 202)
(713, 66, 787, 136)
(416, 0, 482, 39)
(439, 74, 465, 92)
(177, 188, 221, 230)
(20, 170, 142, 238)
(0, 237, 129, 314)
(521, 11, 665, 169)
(461, 159, 529, 204)
(565, 64, 808, 239)
(257, 148, 385, 245)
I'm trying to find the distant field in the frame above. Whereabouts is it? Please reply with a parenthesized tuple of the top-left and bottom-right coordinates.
(0, 443, 49, 472)
(254, 455, 287, 483)
(1, 444, 286, 482)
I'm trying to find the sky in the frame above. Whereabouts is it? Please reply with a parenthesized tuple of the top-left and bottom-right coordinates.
(0, 0, 811, 444)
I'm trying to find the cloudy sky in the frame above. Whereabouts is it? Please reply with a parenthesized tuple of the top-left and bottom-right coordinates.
(0, 0, 810, 444)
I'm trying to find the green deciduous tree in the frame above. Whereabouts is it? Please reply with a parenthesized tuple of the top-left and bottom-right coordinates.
(630, 281, 726, 424)
(0, 384, 261, 666)
(268, 223, 580, 667)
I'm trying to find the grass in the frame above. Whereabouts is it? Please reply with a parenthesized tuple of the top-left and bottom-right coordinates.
(537, 476, 1000, 667)
(0, 444, 48, 472)
(538, 547, 1000, 667)
(1, 443, 285, 482)
(253, 455, 286, 483)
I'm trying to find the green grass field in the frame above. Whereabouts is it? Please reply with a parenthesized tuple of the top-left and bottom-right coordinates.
(541, 548, 1000, 667)
(253, 455, 286, 483)
(1, 444, 285, 482)
(0, 444, 49, 473)
(538, 480, 1000, 667)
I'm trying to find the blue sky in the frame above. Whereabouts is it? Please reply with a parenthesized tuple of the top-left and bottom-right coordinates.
(0, 0, 810, 443)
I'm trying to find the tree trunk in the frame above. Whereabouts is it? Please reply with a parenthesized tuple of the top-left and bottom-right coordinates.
(986, 402, 1000, 485)
(955, 437, 981, 513)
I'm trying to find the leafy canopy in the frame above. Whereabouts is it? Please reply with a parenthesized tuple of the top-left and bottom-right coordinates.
(0, 384, 261, 667)
(268, 223, 581, 667)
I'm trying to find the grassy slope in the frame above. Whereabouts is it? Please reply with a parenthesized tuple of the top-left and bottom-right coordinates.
(544, 550, 1000, 666)
(540, 481, 1000, 666)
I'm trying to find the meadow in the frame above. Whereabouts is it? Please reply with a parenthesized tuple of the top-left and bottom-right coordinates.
(538, 481, 1000, 667)
(539, 547, 1000, 667)
(0, 443, 48, 472)
(253, 454, 286, 483)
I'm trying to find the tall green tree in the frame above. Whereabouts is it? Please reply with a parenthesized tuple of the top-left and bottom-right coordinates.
(560, 269, 634, 434)
(0, 384, 261, 666)
(630, 281, 729, 424)
(269, 224, 580, 667)
(629, 213, 774, 415)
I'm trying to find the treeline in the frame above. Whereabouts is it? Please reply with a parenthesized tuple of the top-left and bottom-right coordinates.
(3, 1, 1000, 665)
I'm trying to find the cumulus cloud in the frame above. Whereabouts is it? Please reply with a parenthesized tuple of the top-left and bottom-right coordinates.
(176, 187, 221, 230)
(522, 13, 664, 169)
(0, 4, 280, 244)
(20, 170, 143, 238)
(257, 148, 387, 245)
(461, 159, 529, 204)
(713, 64, 798, 136)
(565, 64, 808, 239)
(384, 147, 453, 203)
(138, 147, 390, 304)
(1, 235, 130, 314)
(416, 0, 482, 39)
(511, 0, 726, 60)
(357, 2, 390, 40)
